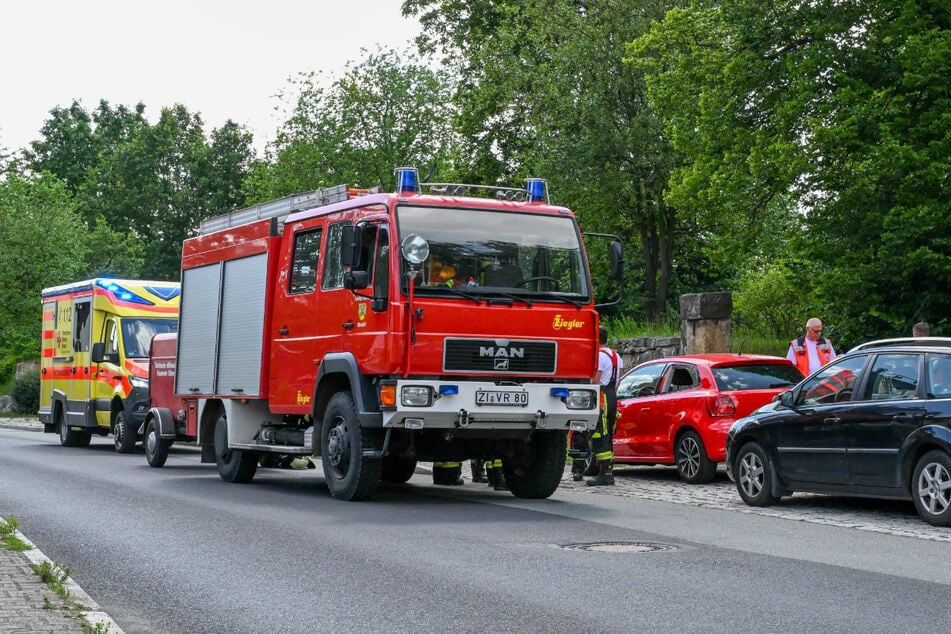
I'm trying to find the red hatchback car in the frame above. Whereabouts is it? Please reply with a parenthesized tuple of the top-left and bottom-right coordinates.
(613, 354, 803, 483)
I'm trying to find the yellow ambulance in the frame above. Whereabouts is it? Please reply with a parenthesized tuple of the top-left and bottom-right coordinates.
(39, 279, 180, 451)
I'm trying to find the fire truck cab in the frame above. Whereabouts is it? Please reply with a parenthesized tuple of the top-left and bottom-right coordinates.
(145, 169, 621, 500)
(39, 279, 180, 451)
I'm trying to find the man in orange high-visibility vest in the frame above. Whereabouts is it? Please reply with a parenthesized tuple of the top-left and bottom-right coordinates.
(787, 317, 837, 376)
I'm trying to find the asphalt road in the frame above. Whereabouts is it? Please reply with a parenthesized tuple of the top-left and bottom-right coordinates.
(1, 426, 948, 633)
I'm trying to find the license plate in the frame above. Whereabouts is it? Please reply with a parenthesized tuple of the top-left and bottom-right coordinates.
(475, 390, 529, 406)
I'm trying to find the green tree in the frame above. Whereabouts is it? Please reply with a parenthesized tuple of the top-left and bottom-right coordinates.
(249, 48, 457, 201)
(403, 0, 687, 320)
(0, 175, 87, 377)
(631, 0, 951, 342)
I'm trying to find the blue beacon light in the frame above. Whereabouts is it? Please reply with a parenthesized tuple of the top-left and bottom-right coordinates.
(526, 178, 547, 203)
(395, 167, 419, 194)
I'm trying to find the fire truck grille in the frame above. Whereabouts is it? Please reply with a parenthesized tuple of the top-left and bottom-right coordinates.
(443, 338, 557, 374)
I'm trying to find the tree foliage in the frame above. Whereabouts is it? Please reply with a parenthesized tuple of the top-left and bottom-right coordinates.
(631, 0, 951, 343)
(403, 0, 688, 320)
(0, 175, 88, 376)
(26, 100, 256, 280)
(248, 48, 457, 201)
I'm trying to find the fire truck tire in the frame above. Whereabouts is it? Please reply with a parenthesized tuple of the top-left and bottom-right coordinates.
(57, 409, 91, 448)
(503, 430, 567, 499)
(214, 415, 258, 483)
(380, 454, 418, 484)
(113, 411, 137, 453)
(320, 391, 381, 500)
(144, 419, 171, 468)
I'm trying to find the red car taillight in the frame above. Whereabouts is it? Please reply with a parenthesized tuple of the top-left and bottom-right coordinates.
(707, 394, 736, 417)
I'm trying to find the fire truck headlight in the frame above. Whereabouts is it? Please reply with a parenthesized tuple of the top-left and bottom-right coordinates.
(130, 377, 149, 389)
(563, 389, 596, 410)
(401, 385, 434, 407)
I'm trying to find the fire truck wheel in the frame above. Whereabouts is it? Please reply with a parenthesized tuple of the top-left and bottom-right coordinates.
(380, 454, 418, 484)
(113, 411, 137, 453)
(144, 419, 170, 468)
(503, 430, 567, 499)
(214, 415, 258, 483)
(321, 391, 382, 500)
(57, 409, 91, 448)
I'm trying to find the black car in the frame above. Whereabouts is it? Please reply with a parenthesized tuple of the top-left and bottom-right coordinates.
(726, 339, 951, 526)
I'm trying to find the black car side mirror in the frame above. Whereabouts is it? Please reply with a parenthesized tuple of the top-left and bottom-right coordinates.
(778, 391, 795, 408)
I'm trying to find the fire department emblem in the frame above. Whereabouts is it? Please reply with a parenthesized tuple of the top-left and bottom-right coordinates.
(358, 303, 367, 321)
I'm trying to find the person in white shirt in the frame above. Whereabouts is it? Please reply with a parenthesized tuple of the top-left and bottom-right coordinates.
(787, 317, 837, 376)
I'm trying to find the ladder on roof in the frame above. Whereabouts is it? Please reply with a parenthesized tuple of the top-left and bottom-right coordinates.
(199, 184, 351, 235)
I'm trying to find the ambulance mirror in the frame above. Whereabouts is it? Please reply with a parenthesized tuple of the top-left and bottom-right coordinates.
(91, 342, 105, 363)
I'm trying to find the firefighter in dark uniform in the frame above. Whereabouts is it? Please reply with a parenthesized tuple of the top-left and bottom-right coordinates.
(587, 326, 622, 486)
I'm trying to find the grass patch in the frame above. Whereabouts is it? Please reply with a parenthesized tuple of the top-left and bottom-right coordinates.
(0, 515, 32, 551)
(30, 559, 71, 600)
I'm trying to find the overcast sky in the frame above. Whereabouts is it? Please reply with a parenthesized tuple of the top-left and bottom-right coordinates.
(0, 0, 422, 154)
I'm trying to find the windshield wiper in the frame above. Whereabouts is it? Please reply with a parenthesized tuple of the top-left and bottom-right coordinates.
(481, 290, 533, 307)
(541, 295, 585, 309)
(424, 285, 482, 305)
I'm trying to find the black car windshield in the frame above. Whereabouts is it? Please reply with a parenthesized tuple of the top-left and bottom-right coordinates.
(713, 363, 804, 391)
(397, 205, 589, 300)
(121, 318, 178, 358)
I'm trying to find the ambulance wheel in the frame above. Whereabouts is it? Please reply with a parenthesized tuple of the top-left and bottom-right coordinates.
(214, 415, 257, 483)
(503, 430, 567, 499)
(321, 391, 381, 500)
(57, 409, 91, 448)
(113, 411, 136, 453)
(380, 454, 417, 484)
(144, 419, 170, 468)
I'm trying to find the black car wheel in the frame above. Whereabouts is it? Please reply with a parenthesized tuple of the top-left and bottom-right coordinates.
(320, 391, 381, 500)
(675, 430, 718, 483)
(214, 414, 258, 483)
(734, 441, 780, 506)
(912, 450, 951, 527)
(144, 419, 171, 468)
(113, 410, 136, 453)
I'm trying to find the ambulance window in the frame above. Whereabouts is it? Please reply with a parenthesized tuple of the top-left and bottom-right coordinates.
(290, 228, 323, 294)
(322, 222, 347, 290)
(106, 320, 120, 355)
(73, 301, 91, 352)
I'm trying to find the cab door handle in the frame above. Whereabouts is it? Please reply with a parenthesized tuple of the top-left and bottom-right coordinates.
(278, 327, 289, 335)
(342, 321, 354, 330)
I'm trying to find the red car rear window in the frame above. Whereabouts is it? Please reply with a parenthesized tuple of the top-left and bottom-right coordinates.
(712, 363, 802, 391)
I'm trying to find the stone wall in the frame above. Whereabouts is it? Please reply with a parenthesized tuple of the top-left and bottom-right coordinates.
(611, 336, 683, 370)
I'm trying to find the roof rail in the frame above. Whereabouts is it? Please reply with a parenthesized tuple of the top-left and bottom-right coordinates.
(847, 337, 951, 353)
(199, 184, 351, 234)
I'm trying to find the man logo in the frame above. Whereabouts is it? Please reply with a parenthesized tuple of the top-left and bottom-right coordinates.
(494, 358, 510, 370)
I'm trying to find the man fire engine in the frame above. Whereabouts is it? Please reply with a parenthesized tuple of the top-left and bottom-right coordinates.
(39, 278, 180, 451)
(143, 168, 622, 500)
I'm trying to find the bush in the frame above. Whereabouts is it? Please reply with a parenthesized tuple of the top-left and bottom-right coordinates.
(11, 365, 40, 415)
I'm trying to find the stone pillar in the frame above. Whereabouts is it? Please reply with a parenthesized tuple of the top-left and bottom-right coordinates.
(680, 292, 732, 354)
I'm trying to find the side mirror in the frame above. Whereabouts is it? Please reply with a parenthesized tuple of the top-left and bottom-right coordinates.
(344, 270, 370, 290)
(91, 342, 105, 363)
(340, 225, 359, 267)
(778, 391, 795, 408)
(609, 240, 624, 282)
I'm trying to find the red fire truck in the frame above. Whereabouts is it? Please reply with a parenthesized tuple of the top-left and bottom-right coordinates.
(143, 169, 622, 500)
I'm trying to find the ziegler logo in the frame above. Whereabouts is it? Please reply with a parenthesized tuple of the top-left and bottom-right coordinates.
(553, 315, 585, 331)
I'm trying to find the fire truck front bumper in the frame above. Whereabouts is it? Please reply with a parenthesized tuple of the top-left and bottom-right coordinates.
(381, 380, 599, 431)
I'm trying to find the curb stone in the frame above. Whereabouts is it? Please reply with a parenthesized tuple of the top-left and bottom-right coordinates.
(7, 527, 125, 633)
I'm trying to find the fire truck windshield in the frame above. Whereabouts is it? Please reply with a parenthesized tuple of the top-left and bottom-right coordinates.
(397, 206, 589, 300)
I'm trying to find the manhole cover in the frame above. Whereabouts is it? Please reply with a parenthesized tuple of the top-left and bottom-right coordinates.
(561, 541, 677, 553)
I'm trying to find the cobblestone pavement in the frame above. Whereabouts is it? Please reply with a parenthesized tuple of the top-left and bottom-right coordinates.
(555, 464, 951, 543)
(0, 418, 124, 633)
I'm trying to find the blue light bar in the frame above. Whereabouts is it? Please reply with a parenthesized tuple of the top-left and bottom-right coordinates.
(550, 387, 570, 398)
(526, 178, 547, 203)
(395, 167, 419, 194)
(439, 384, 459, 396)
